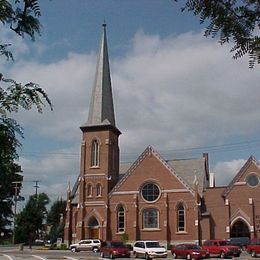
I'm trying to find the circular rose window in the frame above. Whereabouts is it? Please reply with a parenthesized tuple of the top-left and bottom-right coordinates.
(246, 174, 259, 187)
(141, 183, 160, 202)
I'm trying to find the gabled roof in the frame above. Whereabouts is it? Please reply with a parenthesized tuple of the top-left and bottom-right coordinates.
(110, 146, 200, 198)
(222, 155, 260, 198)
(167, 157, 207, 196)
(81, 24, 117, 130)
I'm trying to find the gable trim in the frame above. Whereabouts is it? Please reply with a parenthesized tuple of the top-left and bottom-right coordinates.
(110, 146, 194, 198)
(223, 156, 260, 198)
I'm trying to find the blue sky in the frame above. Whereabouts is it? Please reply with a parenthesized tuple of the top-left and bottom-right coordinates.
(2, 0, 260, 207)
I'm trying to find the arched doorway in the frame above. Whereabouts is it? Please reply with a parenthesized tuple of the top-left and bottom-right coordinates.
(88, 217, 100, 239)
(230, 220, 250, 237)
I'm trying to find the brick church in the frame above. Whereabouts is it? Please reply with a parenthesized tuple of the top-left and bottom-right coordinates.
(64, 24, 260, 246)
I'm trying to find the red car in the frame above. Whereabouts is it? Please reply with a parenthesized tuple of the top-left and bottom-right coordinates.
(100, 240, 130, 259)
(246, 238, 260, 257)
(171, 243, 208, 259)
(202, 239, 241, 258)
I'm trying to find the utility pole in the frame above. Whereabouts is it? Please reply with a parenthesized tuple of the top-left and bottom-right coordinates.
(12, 181, 22, 244)
(33, 180, 40, 196)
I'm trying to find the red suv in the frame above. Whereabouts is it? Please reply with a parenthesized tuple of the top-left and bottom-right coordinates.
(202, 239, 241, 258)
(100, 241, 130, 259)
(246, 238, 260, 257)
(171, 243, 208, 259)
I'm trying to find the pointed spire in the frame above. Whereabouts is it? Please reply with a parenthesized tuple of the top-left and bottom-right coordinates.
(83, 23, 116, 128)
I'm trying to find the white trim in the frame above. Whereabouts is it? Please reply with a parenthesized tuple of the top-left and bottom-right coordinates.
(112, 189, 190, 195)
(163, 189, 190, 193)
(85, 201, 107, 207)
(113, 191, 138, 195)
(234, 181, 246, 185)
(85, 173, 106, 176)
(230, 216, 251, 230)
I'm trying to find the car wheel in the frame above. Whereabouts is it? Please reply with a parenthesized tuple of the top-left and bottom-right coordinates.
(172, 252, 177, 258)
(71, 247, 76, 252)
(110, 252, 114, 259)
(100, 252, 104, 258)
(92, 247, 98, 253)
(133, 251, 138, 258)
(145, 253, 150, 260)
(186, 253, 191, 260)
(220, 251, 225, 258)
(251, 250, 256, 258)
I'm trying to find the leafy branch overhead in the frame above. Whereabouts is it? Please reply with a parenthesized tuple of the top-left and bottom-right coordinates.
(0, 0, 52, 236)
(0, 0, 52, 116)
(0, 74, 53, 115)
(177, 0, 260, 68)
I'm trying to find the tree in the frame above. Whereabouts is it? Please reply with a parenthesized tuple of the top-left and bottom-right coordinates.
(176, 0, 260, 68)
(0, 118, 23, 236)
(15, 193, 50, 244)
(46, 199, 66, 243)
(0, 0, 52, 237)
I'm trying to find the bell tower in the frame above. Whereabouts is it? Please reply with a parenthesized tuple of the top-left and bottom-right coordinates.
(76, 24, 121, 241)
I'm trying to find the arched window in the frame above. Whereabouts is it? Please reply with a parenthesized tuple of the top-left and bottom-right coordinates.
(143, 208, 158, 229)
(91, 139, 99, 167)
(87, 183, 93, 197)
(117, 205, 125, 233)
(96, 183, 102, 197)
(177, 203, 185, 232)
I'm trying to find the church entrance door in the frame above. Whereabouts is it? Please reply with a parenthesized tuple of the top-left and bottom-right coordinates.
(230, 220, 250, 237)
(88, 217, 100, 239)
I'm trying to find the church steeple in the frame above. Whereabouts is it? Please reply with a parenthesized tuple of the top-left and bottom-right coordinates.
(82, 23, 117, 130)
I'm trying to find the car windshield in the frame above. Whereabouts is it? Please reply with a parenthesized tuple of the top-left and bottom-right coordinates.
(111, 242, 126, 248)
(219, 241, 227, 246)
(187, 245, 201, 250)
(146, 242, 161, 248)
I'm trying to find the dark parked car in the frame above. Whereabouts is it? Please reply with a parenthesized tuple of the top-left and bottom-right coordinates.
(227, 237, 250, 250)
(171, 243, 208, 260)
(100, 241, 130, 259)
(246, 238, 260, 257)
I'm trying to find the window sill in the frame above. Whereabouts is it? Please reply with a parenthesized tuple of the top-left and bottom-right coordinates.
(116, 231, 125, 234)
(90, 166, 100, 169)
(142, 228, 161, 231)
(176, 231, 187, 234)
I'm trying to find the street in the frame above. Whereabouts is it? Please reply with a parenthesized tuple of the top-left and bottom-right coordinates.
(0, 246, 253, 260)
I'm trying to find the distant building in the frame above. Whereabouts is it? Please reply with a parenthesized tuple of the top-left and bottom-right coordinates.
(64, 24, 260, 246)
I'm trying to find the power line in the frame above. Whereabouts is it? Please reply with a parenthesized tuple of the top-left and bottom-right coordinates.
(19, 138, 260, 161)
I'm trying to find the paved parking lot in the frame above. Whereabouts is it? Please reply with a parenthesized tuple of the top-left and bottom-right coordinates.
(0, 247, 253, 260)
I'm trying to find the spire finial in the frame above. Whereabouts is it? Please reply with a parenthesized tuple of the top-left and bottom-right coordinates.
(102, 20, 106, 28)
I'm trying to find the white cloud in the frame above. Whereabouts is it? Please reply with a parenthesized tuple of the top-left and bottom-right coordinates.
(18, 146, 80, 204)
(2, 29, 260, 204)
(212, 159, 246, 186)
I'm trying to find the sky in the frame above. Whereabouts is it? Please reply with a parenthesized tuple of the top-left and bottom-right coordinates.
(2, 0, 260, 208)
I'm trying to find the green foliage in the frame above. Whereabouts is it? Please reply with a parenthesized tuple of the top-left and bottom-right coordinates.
(120, 232, 129, 244)
(0, 0, 52, 237)
(0, 117, 23, 233)
(176, 0, 260, 68)
(15, 193, 50, 244)
(0, 75, 53, 114)
(50, 243, 68, 250)
(46, 199, 66, 243)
